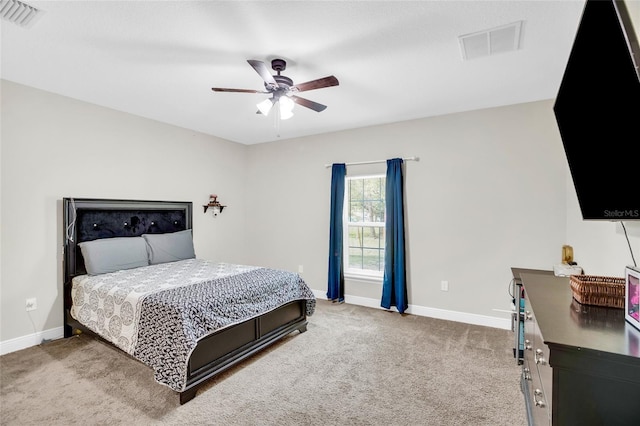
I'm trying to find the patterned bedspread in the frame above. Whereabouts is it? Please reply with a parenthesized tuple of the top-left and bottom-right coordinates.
(70, 258, 316, 391)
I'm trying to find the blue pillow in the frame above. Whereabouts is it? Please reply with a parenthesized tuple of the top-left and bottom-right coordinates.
(142, 229, 196, 265)
(78, 237, 149, 275)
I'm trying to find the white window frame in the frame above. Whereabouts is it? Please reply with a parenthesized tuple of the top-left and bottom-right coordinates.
(343, 174, 386, 282)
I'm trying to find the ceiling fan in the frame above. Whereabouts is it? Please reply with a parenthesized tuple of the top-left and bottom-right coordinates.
(211, 59, 339, 119)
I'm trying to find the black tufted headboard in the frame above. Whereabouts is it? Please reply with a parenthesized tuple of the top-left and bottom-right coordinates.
(62, 198, 192, 336)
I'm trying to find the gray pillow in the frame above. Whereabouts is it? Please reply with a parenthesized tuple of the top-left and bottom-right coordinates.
(78, 237, 149, 275)
(142, 229, 196, 265)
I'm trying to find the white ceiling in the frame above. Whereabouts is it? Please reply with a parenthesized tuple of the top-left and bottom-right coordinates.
(1, 0, 587, 145)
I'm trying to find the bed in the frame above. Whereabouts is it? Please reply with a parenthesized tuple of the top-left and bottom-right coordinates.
(62, 198, 315, 404)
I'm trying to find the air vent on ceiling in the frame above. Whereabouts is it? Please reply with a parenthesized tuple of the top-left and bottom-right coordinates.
(459, 21, 524, 61)
(0, 0, 40, 27)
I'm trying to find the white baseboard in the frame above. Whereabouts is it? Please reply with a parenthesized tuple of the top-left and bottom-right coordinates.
(1, 294, 510, 356)
(311, 289, 511, 330)
(0, 326, 64, 356)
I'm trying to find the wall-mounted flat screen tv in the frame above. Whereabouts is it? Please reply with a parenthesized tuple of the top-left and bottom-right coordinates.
(553, 0, 640, 220)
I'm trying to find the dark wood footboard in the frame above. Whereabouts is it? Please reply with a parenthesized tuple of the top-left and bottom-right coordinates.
(180, 299, 308, 404)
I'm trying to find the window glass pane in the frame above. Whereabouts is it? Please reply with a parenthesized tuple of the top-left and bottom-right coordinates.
(349, 179, 364, 222)
(348, 226, 363, 247)
(349, 200, 364, 222)
(362, 226, 383, 248)
(363, 248, 383, 271)
(348, 247, 363, 269)
(349, 179, 363, 202)
(373, 201, 385, 222)
(363, 177, 384, 201)
(363, 200, 385, 222)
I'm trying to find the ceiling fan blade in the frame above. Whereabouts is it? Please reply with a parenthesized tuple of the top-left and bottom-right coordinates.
(211, 87, 266, 93)
(291, 95, 328, 112)
(247, 59, 278, 90)
(291, 75, 339, 93)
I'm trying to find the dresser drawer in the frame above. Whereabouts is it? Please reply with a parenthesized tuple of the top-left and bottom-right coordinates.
(522, 355, 550, 425)
(533, 324, 552, 401)
(523, 293, 551, 425)
(523, 298, 535, 363)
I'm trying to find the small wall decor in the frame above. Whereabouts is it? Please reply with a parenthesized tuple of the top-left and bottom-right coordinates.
(203, 194, 226, 216)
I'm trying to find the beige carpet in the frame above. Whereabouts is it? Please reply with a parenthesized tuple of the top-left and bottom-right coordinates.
(1, 300, 527, 425)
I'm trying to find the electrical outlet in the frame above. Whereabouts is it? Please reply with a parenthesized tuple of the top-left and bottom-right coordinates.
(298, 265, 304, 274)
(440, 280, 449, 292)
(26, 298, 37, 311)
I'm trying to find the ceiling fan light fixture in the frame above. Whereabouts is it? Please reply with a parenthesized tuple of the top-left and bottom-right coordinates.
(279, 96, 294, 120)
(279, 108, 294, 120)
(256, 98, 274, 116)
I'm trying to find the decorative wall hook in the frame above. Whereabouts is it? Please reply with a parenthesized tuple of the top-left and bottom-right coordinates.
(203, 194, 226, 216)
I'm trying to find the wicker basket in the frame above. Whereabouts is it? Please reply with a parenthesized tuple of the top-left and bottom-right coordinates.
(569, 274, 625, 309)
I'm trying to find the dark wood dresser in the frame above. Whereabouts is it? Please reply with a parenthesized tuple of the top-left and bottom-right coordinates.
(511, 268, 640, 426)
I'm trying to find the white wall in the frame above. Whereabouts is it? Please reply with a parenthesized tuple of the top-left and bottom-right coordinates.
(244, 100, 569, 323)
(1, 80, 249, 348)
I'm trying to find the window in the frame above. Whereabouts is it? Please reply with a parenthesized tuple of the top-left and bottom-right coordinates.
(344, 174, 385, 279)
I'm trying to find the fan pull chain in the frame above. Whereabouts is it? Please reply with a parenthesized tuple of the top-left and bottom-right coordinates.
(274, 103, 281, 137)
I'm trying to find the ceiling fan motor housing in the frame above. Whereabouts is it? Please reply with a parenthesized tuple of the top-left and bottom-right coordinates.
(271, 59, 287, 72)
(273, 75, 293, 87)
